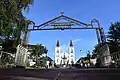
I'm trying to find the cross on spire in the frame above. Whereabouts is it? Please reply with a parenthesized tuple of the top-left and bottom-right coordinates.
(60, 12, 64, 15)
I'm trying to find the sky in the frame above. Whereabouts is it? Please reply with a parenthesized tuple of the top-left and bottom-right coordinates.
(23, 0, 120, 61)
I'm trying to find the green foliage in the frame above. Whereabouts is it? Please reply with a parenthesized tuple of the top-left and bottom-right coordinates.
(107, 22, 120, 53)
(93, 43, 103, 53)
(37, 57, 48, 67)
(91, 53, 97, 59)
(77, 53, 91, 64)
(87, 53, 91, 59)
(0, 53, 14, 66)
(2, 40, 16, 53)
(0, 0, 34, 52)
(80, 57, 90, 64)
(92, 43, 103, 59)
(31, 44, 48, 57)
(0, 0, 34, 67)
(30, 44, 48, 67)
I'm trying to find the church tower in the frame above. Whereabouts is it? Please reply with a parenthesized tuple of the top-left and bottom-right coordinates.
(55, 40, 60, 65)
(69, 40, 75, 65)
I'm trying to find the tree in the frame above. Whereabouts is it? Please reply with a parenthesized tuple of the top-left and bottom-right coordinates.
(92, 42, 107, 60)
(87, 51, 91, 59)
(30, 44, 48, 67)
(0, 0, 34, 52)
(31, 44, 48, 57)
(107, 22, 120, 54)
(91, 52, 97, 59)
(93, 43, 103, 53)
(0, 0, 34, 66)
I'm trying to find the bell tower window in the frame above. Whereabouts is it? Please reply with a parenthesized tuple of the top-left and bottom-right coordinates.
(57, 50, 59, 53)
(71, 49, 73, 53)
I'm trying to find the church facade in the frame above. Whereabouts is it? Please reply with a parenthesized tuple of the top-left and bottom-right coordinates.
(54, 40, 76, 67)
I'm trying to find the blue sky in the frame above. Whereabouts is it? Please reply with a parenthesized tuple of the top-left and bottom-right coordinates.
(23, 0, 120, 61)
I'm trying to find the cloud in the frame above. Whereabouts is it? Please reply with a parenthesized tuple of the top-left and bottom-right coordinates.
(60, 44, 69, 52)
(60, 38, 81, 52)
(72, 39, 82, 44)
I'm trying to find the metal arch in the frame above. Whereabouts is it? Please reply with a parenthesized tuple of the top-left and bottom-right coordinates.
(28, 20, 35, 27)
(91, 19, 101, 28)
(23, 13, 106, 45)
(33, 15, 62, 29)
(91, 19, 101, 44)
(22, 20, 35, 45)
(31, 13, 91, 30)
(91, 19, 106, 44)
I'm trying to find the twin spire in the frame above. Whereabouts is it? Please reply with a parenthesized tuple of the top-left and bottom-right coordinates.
(56, 40, 73, 47)
(70, 40, 73, 47)
(56, 40, 60, 47)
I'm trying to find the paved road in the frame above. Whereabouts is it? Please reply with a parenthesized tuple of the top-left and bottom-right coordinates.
(0, 68, 120, 80)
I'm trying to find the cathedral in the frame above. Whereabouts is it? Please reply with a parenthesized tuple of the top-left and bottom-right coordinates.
(54, 40, 76, 67)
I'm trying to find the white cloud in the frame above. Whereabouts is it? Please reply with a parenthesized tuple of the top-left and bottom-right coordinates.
(60, 38, 81, 52)
(60, 44, 68, 52)
(72, 39, 82, 44)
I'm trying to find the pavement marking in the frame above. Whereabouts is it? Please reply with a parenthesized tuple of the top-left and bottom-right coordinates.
(54, 72, 62, 80)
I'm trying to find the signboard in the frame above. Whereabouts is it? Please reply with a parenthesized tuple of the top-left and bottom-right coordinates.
(51, 22, 72, 28)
